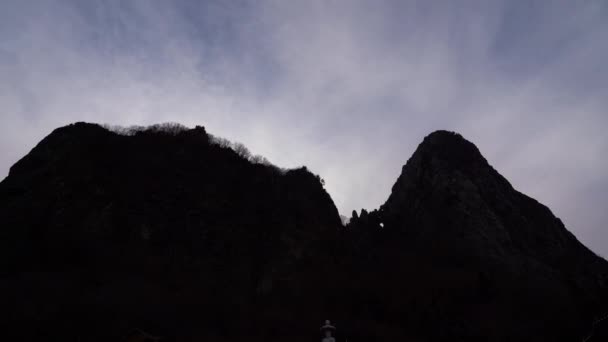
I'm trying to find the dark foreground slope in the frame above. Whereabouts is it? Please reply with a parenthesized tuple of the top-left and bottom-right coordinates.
(0, 123, 342, 341)
(0, 124, 606, 341)
(346, 131, 608, 341)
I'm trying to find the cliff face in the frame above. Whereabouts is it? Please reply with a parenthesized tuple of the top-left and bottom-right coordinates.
(383, 131, 607, 293)
(0, 124, 606, 341)
(0, 123, 342, 341)
(347, 131, 608, 341)
(382, 131, 593, 263)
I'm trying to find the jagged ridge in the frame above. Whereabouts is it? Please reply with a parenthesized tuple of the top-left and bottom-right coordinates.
(0, 124, 606, 341)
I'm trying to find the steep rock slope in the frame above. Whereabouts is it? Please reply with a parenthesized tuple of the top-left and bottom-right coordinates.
(1, 125, 606, 341)
(346, 130, 608, 341)
(0, 122, 342, 341)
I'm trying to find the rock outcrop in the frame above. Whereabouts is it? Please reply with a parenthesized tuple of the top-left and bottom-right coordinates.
(1, 124, 606, 341)
(0, 123, 342, 341)
(346, 130, 608, 341)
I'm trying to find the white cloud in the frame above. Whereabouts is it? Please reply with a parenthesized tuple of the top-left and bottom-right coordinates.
(1, 0, 606, 255)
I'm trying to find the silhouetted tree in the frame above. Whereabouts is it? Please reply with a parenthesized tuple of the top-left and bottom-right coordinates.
(231, 142, 252, 160)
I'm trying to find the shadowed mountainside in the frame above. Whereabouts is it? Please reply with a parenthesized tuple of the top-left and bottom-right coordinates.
(0, 123, 606, 341)
(345, 131, 608, 341)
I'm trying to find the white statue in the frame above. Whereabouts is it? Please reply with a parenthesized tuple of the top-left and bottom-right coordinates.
(321, 320, 336, 342)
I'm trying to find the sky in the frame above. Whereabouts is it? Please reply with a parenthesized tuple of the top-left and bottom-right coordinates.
(0, 0, 607, 256)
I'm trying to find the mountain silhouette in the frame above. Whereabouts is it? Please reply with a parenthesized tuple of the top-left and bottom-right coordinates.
(0, 123, 606, 341)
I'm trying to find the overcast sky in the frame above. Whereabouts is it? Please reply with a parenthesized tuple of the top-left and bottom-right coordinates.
(1, 0, 607, 256)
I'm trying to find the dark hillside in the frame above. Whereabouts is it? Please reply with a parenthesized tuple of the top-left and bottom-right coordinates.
(1, 124, 606, 341)
(0, 122, 342, 341)
(344, 131, 608, 341)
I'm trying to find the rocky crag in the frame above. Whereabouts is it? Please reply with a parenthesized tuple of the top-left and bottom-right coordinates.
(1, 123, 606, 341)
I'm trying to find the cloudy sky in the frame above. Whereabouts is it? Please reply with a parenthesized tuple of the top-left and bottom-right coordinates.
(1, 0, 607, 256)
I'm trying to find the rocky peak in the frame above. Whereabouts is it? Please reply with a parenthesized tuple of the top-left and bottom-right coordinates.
(409, 130, 489, 170)
(2, 124, 607, 341)
(379, 130, 605, 297)
(384, 130, 511, 209)
(340, 130, 608, 340)
(380, 131, 516, 252)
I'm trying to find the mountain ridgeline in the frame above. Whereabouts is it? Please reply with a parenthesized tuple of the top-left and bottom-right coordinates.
(1, 122, 606, 341)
